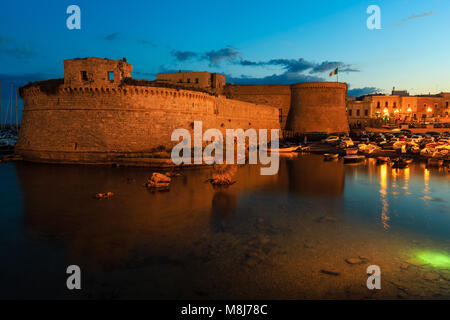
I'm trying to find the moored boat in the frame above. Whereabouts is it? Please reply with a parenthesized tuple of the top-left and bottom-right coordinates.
(376, 156, 390, 164)
(343, 155, 365, 164)
(346, 148, 358, 155)
(324, 153, 339, 161)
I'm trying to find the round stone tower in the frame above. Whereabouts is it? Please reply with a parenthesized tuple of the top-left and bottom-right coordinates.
(286, 82, 349, 134)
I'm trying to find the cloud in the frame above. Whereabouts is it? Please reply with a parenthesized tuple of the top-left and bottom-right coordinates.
(104, 32, 120, 41)
(170, 50, 198, 61)
(0, 35, 37, 59)
(139, 40, 157, 47)
(228, 72, 324, 85)
(202, 47, 240, 66)
(395, 10, 434, 26)
(347, 87, 381, 97)
(237, 58, 358, 74)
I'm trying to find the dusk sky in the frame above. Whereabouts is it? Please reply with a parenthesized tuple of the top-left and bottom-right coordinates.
(1, 0, 449, 119)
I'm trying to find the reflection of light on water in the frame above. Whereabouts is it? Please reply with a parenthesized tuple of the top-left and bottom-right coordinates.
(379, 165, 390, 229)
(416, 251, 450, 269)
(424, 169, 430, 194)
(403, 168, 410, 191)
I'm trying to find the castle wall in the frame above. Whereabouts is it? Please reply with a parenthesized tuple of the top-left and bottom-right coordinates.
(286, 82, 349, 134)
(16, 85, 280, 163)
(223, 85, 291, 129)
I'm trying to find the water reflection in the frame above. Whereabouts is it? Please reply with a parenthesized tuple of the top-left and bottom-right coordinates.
(2, 154, 448, 299)
(379, 164, 390, 230)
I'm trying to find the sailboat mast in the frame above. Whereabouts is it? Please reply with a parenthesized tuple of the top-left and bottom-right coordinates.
(15, 86, 18, 131)
(0, 80, 3, 130)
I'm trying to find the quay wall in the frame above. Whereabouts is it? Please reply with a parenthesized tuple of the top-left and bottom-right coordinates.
(16, 85, 280, 163)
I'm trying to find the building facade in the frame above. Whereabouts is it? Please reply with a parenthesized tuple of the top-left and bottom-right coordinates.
(347, 89, 450, 127)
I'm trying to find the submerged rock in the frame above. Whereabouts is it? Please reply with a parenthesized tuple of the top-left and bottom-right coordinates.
(424, 273, 440, 281)
(345, 257, 367, 265)
(320, 269, 341, 276)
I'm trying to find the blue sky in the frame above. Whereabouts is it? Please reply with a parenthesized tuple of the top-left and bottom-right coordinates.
(0, 0, 449, 121)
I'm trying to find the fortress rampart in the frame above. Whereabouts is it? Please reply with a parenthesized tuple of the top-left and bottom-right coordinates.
(223, 84, 291, 128)
(17, 82, 279, 163)
(286, 82, 349, 134)
(16, 57, 349, 164)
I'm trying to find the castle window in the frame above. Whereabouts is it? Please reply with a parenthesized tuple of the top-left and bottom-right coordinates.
(195, 78, 199, 84)
(376, 102, 380, 108)
(179, 79, 183, 83)
(187, 78, 191, 83)
(348, 110, 352, 116)
(446, 101, 449, 107)
(393, 102, 396, 108)
(108, 72, 114, 81)
(81, 71, 88, 81)
(385, 102, 388, 107)
(365, 109, 369, 116)
(356, 109, 360, 116)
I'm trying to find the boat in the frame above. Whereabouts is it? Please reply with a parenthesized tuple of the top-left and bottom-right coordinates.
(392, 158, 409, 169)
(346, 148, 358, 155)
(324, 153, 339, 161)
(266, 145, 303, 153)
(343, 155, 365, 164)
(402, 157, 413, 164)
(376, 156, 390, 164)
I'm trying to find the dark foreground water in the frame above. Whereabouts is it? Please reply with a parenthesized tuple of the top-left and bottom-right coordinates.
(0, 154, 449, 299)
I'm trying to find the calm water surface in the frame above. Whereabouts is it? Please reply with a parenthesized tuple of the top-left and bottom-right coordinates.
(0, 154, 449, 299)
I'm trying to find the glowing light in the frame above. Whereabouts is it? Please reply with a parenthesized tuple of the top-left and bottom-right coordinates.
(407, 108, 412, 112)
(427, 107, 432, 113)
(417, 251, 450, 268)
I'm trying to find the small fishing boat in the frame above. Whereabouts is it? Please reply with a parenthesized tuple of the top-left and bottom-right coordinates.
(324, 153, 339, 161)
(343, 155, 365, 164)
(266, 145, 302, 153)
(376, 156, 390, 164)
(392, 158, 408, 169)
(402, 157, 414, 164)
(346, 148, 358, 155)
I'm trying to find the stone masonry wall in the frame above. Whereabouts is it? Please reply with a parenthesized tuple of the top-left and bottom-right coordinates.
(223, 84, 291, 129)
(16, 85, 280, 163)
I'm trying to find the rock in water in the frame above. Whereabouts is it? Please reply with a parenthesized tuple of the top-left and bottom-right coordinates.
(345, 258, 365, 265)
(151, 172, 171, 183)
(424, 273, 440, 281)
(320, 269, 340, 276)
(145, 172, 171, 190)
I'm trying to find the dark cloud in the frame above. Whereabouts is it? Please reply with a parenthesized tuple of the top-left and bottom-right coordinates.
(170, 50, 198, 61)
(0, 36, 37, 59)
(228, 72, 324, 85)
(139, 40, 157, 47)
(347, 87, 381, 97)
(104, 32, 120, 41)
(237, 58, 358, 74)
(310, 61, 343, 73)
(395, 10, 434, 26)
(202, 47, 240, 66)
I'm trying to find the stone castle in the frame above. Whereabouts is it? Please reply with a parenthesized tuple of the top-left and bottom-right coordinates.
(16, 57, 348, 164)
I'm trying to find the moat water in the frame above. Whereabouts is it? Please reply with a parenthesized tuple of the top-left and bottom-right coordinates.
(0, 154, 449, 299)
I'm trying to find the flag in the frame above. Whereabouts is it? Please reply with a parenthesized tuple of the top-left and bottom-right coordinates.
(329, 68, 338, 77)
